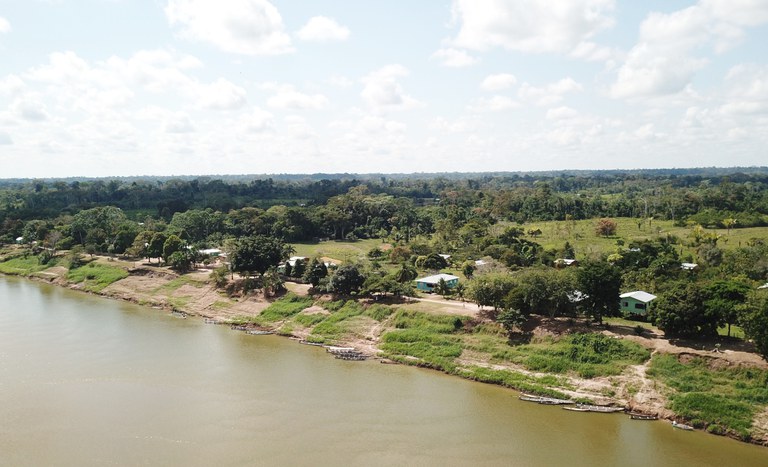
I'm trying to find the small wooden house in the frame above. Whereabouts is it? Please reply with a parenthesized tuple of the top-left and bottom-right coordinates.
(619, 291, 657, 316)
(415, 273, 459, 292)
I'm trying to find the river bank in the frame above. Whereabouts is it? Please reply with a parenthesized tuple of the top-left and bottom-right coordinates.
(3, 252, 768, 447)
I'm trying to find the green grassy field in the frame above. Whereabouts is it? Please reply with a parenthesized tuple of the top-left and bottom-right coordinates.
(519, 218, 768, 259)
(290, 238, 387, 262)
(67, 263, 129, 292)
(0, 256, 58, 275)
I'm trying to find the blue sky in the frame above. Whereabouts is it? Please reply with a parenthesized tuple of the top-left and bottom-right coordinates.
(1, 0, 767, 177)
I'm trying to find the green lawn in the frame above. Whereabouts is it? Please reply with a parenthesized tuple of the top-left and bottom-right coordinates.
(290, 238, 388, 263)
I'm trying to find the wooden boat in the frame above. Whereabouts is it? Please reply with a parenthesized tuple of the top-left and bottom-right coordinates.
(518, 394, 574, 405)
(672, 421, 694, 430)
(246, 329, 273, 335)
(629, 413, 658, 420)
(563, 404, 624, 413)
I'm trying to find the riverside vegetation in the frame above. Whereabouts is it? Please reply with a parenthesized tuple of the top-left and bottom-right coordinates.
(2, 168, 768, 445)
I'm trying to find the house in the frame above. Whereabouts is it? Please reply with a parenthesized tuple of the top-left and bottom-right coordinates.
(681, 262, 698, 271)
(414, 273, 459, 292)
(554, 258, 578, 268)
(199, 248, 222, 257)
(758, 283, 768, 290)
(620, 291, 657, 316)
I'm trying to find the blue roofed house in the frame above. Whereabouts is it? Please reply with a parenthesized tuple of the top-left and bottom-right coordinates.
(415, 273, 459, 292)
(620, 291, 657, 317)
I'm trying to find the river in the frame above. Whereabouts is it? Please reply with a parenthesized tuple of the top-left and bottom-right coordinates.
(1, 276, 766, 466)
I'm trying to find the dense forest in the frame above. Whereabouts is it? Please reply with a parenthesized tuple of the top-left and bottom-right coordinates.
(2, 168, 768, 357)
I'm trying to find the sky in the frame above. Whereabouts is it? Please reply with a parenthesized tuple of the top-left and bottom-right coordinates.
(1, 0, 767, 178)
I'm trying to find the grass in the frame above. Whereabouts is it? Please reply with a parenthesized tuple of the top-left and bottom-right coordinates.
(648, 354, 768, 439)
(517, 218, 768, 259)
(308, 300, 367, 342)
(489, 333, 651, 378)
(290, 238, 387, 263)
(0, 256, 57, 275)
(154, 275, 206, 293)
(66, 263, 129, 292)
(255, 293, 313, 323)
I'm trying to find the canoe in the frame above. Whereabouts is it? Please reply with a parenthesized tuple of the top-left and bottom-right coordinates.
(518, 394, 574, 405)
(629, 413, 658, 420)
(672, 421, 694, 430)
(563, 404, 625, 413)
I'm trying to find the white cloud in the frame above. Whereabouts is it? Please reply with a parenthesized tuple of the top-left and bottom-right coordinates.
(0, 130, 12, 145)
(266, 84, 328, 110)
(0, 75, 25, 96)
(164, 113, 195, 133)
(611, 0, 768, 99)
(196, 78, 247, 110)
(449, 0, 615, 55)
(243, 107, 274, 132)
(480, 73, 517, 91)
(0, 16, 10, 34)
(165, 0, 293, 55)
(360, 65, 422, 112)
(12, 97, 49, 121)
(518, 77, 582, 106)
(546, 106, 578, 120)
(468, 95, 518, 112)
(431, 48, 479, 67)
(296, 16, 350, 42)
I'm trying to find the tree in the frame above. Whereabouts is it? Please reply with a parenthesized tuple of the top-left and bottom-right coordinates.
(302, 258, 328, 287)
(291, 258, 306, 278)
(162, 234, 184, 263)
(652, 283, 720, 338)
(148, 232, 167, 262)
(741, 293, 768, 359)
(327, 263, 366, 296)
(228, 235, 287, 277)
(393, 262, 417, 283)
(435, 278, 453, 297)
(497, 308, 527, 337)
(422, 253, 448, 271)
(705, 279, 750, 337)
(462, 261, 476, 279)
(167, 250, 194, 273)
(595, 218, 617, 237)
(576, 259, 620, 324)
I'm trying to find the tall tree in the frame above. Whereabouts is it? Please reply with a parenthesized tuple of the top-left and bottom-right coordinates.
(653, 282, 720, 338)
(228, 235, 287, 277)
(576, 259, 621, 324)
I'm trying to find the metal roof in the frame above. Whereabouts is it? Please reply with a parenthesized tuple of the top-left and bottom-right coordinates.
(415, 273, 460, 284)
(620, 291, 657, 303)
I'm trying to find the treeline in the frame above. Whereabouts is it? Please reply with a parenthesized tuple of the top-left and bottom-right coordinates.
(2, 169, 768, 357)
(2, 169, 768, 231)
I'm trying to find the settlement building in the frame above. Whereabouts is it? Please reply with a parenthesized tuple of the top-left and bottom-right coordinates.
(620, 291, 657, 316)
(415, 273, 459, 292)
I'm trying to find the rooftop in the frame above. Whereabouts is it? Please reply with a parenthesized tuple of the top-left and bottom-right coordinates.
(620, 291, 657, 303)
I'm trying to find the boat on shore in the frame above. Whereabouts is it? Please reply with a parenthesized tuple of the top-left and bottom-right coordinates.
(563, 404, 625, 413)
(518, 393, 574, 405)
(672, 421, 694, 430)
(629, 413, 658, 420)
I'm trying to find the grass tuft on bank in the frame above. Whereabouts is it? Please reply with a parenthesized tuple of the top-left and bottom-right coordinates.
(491, 333, 651, 378)
(67, 263, 128, 292)
(0, 256, 58, 275)
(648, 354, 768, 439)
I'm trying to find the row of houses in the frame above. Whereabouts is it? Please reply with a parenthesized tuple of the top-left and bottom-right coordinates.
(414, 271, 659, 318)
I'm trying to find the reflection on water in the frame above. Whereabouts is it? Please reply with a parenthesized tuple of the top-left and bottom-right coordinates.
(1, 277, 766, 466)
